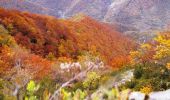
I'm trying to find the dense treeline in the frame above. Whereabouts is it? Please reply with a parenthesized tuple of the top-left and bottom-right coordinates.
(0, 8, 135, 68)
(0, 8, 135, 99)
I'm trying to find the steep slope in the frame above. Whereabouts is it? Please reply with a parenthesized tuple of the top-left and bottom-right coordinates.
(28, 0, 112, 20)
(1, 0, 169, 39)
(0, 8, 135, 67)
(0, 0, 58, 17)
(66, 14, 135, 66)
(104, 0, 170, 33)
(27, 0, 170, 30)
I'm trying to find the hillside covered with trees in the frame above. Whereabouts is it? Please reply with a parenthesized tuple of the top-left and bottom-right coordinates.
(0, 8, 136, 99)
(0, 2, 170, 99)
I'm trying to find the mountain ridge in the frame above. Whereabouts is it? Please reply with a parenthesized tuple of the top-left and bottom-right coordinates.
(1, 0, 170, 36)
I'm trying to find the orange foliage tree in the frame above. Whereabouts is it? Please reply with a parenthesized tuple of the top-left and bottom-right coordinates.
(0, 8, 135, 68)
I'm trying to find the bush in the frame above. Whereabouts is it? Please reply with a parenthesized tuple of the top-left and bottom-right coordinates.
(121, 63, 170, 91)
(73, 89, 87, 100)
(125, 80, 137, 89)
(25, 80, 39, 100)
(134, 65, 143, 79)
(70, 82, 84, 91)
(36, 77, 56, 99)
(0, 94, 4, 100)
(83, 72, 101, 90)
(140, 85, 152, 94)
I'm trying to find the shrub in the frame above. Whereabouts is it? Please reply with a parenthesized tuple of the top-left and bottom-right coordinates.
(25, 80, 39, 100)
(60, 89, 72, 100)
(121, 62, 170, 91)
(140, 85, 152, 94)
(73, 89, 87, 100)
(36, 77, 56, 99)
(125, 80, 137, 89)
(0, 93, 4, 100)
(134, 65, 143, 79)
(70, 82, 84, 91)
(83, 72, 101, 90)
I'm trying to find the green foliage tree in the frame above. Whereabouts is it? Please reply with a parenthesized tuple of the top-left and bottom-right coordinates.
(134, 65, 143, 79)
(107, 88, 119, 100)
(25, 80, 39, 100)
(73, 89, 87, 100)
(61, 89, 72, 100)
(37, 77, 56, 99)
(83, 72, 101, 90)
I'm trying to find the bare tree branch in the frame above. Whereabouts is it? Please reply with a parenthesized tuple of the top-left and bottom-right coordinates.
(49, 64, 94, 100)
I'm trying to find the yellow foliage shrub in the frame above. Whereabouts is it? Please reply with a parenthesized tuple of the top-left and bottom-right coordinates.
(166, 63, 170, 70)
(140, 85, 152, 94)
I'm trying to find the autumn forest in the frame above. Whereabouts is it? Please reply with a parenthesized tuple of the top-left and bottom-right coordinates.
(0, 0, 170, 100)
